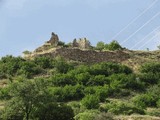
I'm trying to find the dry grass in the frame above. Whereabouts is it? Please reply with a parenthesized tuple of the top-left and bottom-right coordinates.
(115, 115, 160, 120)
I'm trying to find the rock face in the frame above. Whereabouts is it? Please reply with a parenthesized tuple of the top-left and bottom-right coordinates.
(72, 38, 91, 49)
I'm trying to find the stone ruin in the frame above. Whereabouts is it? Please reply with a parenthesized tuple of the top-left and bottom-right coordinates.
(72, 38, 91, 49)
(44, 32, 59, 47)
(34, 32, 59, 53)
(32, 32, 91, 53)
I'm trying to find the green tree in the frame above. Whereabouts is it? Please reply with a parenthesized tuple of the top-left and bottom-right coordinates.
(105, 40, 123, 51)
(1, 80, 53, 120)
(96, 41, 105, 51)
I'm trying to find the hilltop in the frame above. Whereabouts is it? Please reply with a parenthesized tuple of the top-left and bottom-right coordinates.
(23, 32, 160, 71)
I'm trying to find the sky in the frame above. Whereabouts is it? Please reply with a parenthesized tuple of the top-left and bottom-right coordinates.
(0, 0, 160, 57)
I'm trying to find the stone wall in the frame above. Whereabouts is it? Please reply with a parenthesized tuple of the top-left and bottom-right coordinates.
(33, 48, 130, 63)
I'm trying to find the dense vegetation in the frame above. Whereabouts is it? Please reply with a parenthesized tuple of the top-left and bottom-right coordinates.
(0, 55, 160, 120)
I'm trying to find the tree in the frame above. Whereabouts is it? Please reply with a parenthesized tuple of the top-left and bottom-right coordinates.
(1, 79, 54, 120)
(105, 40, 123, 51)
(96, 41, 105, 51)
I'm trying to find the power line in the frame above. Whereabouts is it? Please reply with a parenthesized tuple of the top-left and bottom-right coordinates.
(121, 12, 160, 45)
(111, 0, 158, 40)
(138, 32, 160, 49)
(131, 25, 160, 49)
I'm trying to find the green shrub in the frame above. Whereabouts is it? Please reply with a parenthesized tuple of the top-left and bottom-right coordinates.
(89, 62, 132, 76)
(53, 57, 74, 73)
(140, 62, 160, 73)
(105, 40, 123, 51)
(0, 87, 11, 100)
(138, 73, 160, 85)
(94, 112, 114, 120)
(51, 73, 76, 86)
(75, 72, 91, 85)
(18, 61, 43, 78)
(74, 110, 99, 120)
(33, 103, 74, 120)
(95, 85, 109, 102)
(88, 75, 109, 86)
(34, 56, 53, 69)
(96, 41, 105, 51)
(132, 90, 160, 109)
(62, 84, 84, 101)
(81, 95, 100, 109)
(100, 101, 145, 115)
(108, 74, 145, 91)
(67, 101, 82, 115)
(157, 99, 160, 108)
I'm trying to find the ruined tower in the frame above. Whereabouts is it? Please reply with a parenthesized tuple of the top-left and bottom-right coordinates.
(72, 38, 91, 49)
(46, 32, 59, 47)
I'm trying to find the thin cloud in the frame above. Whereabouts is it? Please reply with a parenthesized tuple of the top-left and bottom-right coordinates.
(3, 0, 27, 11)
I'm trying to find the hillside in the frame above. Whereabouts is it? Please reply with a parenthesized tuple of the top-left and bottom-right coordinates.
(0, 33, 160, 120)
(23, 33, 160, 72)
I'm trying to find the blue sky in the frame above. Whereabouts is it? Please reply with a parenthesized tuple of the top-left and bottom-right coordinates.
(0, 0, 160, 57)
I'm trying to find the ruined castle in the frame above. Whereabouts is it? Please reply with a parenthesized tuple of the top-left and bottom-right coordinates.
(33, 32, 91, 53)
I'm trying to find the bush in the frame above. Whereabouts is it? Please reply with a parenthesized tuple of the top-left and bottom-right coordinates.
(75, 72, 91, 85)
(53, 57, 74, 73)
(18, 61, 43, 78)
(96, 41, 105, 51)
(34, 56, 53, 69)
(0, 55, 24, 76)
(132, 87, 160, 109)
(100, 101, 145, 115)
(105, 40, 123, 51)
(89, 62, 132, 76)
(0, 87, 11, 100)
(157, 99, 160, 108)
(139, 73, 160, 85)
(33, 103, 74, 120)
(94, 112, 114, 120)
(88, 75, 109, 86)
(84, 86, 109, 102)
(74, 110, 99, 120)
(140, 62, 160, 73)
(95, 85, 109, 102)
(108, 74, 145, 91)
(51, 73, 76, 86)
(62, 84, 84, 101)
(81, 95, 100, 109)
